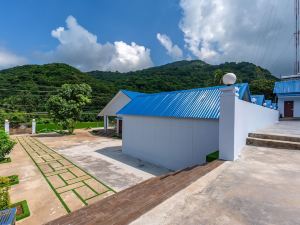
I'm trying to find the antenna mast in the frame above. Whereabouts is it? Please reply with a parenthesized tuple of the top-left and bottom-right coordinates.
(295, 0, 300, 74)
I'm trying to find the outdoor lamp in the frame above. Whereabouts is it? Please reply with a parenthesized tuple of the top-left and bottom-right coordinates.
(223, 73, 237, 85)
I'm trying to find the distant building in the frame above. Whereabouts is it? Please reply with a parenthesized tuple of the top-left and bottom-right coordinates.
(274, 79, 300, 118)
(251, 95, 265, 106)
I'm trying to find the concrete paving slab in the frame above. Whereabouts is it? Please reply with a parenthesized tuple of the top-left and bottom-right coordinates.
(85, 178, 109, 194)
(66, 174, 91, 185)
(75, 186, 97, 200)
(68, 167, 86, 177)
(56, 182, 85, 194)
(60, 191, 85, 211)
(60, 171, 76, 180)
(47, 175, 66, 188)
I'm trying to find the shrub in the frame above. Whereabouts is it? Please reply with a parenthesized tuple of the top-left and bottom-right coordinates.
(0, 131, 16, 160)
(0, 177, 10, 186)
(0, 175, 19, 187)
(0, 187, 10, 210)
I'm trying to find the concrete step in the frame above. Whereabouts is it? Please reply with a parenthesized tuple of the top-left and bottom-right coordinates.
(246, 137, 300, 150)
(249, 133, 300, 143)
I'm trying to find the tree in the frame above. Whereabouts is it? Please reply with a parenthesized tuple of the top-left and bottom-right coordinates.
(0, 131, 15, 160)
(213, 69, 223, 85)
(250, 79, 276, 100)
(47, 84, 92, 134)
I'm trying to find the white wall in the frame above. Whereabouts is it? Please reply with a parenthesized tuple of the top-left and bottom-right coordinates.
(99, 91, 131, 116)
(219, 87, 279, 161)
(278, 96, 300, 117)
(122, 116, 219, 171)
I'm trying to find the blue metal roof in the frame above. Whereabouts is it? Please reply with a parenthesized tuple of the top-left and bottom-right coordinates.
(274, 80, 300, 94)
(118, 84, 249, 119)
(0, 208, 16, 225)
(264, 100, 272, 108)
(121, 90, 145, 99)
(251, 95, 265, 106)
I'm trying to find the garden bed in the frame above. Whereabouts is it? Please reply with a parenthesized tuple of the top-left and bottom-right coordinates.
(10, 200, 30, 221)
(0, 175, 19, 187)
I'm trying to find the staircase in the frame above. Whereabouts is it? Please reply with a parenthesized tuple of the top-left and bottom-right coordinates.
(246, 133, 300, 150)
(45, 160, 223, 225)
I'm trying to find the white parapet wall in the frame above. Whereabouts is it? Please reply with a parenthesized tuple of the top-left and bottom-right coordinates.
(219, 86, 279, 161)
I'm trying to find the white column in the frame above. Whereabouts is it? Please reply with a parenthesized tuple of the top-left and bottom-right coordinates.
(116, 118, 120, 134)
(104, 115, 108, 133)
(219, 86, 238, 161)
(4, 120, 9, 134)
(32, 119, 36, 134)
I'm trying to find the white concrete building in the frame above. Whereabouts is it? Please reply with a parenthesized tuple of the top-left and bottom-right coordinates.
(116, 84, 278, 170)
(274, 80, 300, 118)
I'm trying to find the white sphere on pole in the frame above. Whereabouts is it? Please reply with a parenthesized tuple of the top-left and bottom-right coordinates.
(223, 73, 237, 85)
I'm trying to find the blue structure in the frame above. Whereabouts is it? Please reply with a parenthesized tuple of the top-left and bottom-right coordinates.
(265, 100, 272, 108)
(274, 80, 300, 118)
(118, 84, 250, 119)
(251, 95, 265, 106)
(274, 80, 300, 95)
(0, 208, 16, 225)
(120, 90, 145, 99)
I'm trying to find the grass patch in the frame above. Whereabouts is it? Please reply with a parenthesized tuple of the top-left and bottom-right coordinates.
(0, 157, 11, 164)
(37, 121, 104, 133)
(0, 175, 19, 187)
(206, 151, 219, 163)
(10, 200, 30, 221)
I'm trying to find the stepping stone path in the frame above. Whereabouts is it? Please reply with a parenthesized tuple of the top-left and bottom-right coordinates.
(15, 136, 115, 213)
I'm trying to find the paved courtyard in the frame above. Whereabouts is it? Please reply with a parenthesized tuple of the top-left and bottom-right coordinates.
(16, 136, 115, 213)
(37, 130, 170, 191)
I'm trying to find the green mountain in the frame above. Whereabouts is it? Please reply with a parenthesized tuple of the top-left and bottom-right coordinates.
(0, 60, 278, 115)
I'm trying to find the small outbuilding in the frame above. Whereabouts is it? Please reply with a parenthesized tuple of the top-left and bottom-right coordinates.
(274, 79, 300, 118)
(98, 90, 144, 133)
(117, 84, 251, 170)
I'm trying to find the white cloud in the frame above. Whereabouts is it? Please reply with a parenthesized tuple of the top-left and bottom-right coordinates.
(0, 48, 27, 70)
(45, 16, 153, 72)
(157, 33, 183, 60)
(179, 0, 294, 75)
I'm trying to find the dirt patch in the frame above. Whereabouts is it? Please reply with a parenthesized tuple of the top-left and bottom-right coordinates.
(16, 203, 24, 216)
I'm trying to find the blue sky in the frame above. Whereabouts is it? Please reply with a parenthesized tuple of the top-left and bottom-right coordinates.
(0, 0, 295, 75)
(0, 0, 185, 69)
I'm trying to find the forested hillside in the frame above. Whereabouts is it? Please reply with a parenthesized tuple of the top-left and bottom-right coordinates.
(0, 60, 278, 116)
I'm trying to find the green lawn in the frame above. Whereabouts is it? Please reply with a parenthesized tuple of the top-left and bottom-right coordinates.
(37, 121, 104, 133)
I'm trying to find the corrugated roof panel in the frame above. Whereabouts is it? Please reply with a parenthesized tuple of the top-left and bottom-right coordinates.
(274, 80, 300, 94)
(251, 95, 265, 106)
(121, 90, 145, 99)
(118, 84, 249, 119)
